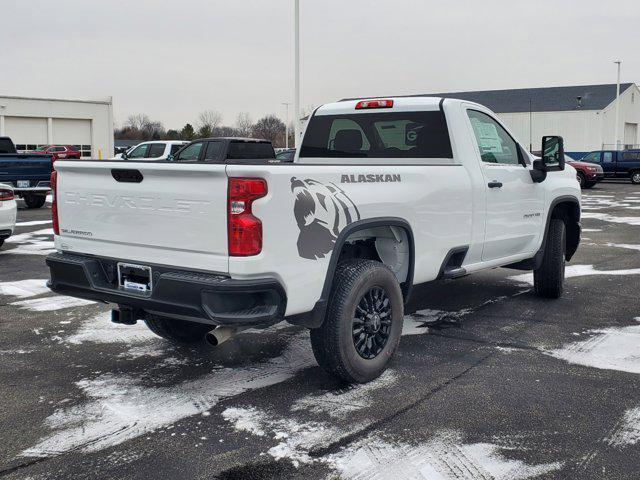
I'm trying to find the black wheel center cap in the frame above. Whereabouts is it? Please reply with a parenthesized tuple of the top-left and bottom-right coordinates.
(366, 314, 381, 333)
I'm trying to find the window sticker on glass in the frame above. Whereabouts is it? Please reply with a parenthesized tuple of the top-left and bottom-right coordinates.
(470, 118, 503, 154)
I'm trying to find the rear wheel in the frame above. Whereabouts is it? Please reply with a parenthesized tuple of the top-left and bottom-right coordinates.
(310, 259, 404, 383)
(631, 171, 640, 185)
(144, 314, 210, 343)
(23, 195, 47, 209)
(534, 218, 566, 299)
(576, 172, 586, 188)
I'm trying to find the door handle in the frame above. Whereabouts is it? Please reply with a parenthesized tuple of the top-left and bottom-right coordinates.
(488, 181, 503, 188)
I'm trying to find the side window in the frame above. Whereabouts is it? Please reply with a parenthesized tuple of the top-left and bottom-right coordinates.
(204, 141, 222, 161)
(582, 152, 601, 163)
(128, 144, 149, 159)
(467, 110, 520, 165)
(602, 152, 614, 163)
(170, 144, 183, 155)
(328, 119, 371, 153)
(147, 143, 166, 158)
(174, 142, 203, 162)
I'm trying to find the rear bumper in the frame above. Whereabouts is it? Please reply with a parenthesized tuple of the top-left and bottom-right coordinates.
(46, 252, 287, 327)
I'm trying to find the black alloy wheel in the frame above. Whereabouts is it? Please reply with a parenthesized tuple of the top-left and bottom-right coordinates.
(352, 286, 392, 359)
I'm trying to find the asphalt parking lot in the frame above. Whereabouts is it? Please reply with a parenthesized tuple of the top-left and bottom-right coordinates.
(1, 182, 639, 480)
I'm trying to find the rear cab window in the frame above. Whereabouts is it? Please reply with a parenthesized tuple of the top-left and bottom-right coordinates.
(300, 111, 452, 159)
(226, 142, 276, 161)
(147, 143, 166, 158)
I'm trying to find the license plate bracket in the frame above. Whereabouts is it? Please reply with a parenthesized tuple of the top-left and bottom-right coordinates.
(17, 180, 30, 188)
(117, 263, 153, 294)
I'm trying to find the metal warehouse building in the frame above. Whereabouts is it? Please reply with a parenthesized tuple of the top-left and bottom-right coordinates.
(429, 83, 640, 157)
(0, 95, 114, 158)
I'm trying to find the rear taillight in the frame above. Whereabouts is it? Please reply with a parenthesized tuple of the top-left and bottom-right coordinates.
(228, 178, 267, 256)
(0, 188, 14, 202)
(355, 99, 394, 109)
(51, 170, 59, 235)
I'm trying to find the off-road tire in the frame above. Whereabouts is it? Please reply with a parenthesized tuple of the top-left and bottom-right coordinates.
(145, 314, 210, 343)
(630, 171, 640, 185)
(534, 218, 566, 299)
(576, 172, 586, 188)
(23, 195, 47, 209)
(310, 259, 404, 383)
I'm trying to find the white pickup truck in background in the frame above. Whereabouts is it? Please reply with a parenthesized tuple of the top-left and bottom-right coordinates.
(47, 97, 581, 383)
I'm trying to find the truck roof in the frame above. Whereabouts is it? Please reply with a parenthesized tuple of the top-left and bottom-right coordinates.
(318, 96, 476, 115)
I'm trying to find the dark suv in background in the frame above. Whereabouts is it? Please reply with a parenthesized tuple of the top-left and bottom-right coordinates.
(581, 150, 640, 184)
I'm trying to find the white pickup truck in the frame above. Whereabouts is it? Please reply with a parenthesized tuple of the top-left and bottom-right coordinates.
(47, 97, 581, 383)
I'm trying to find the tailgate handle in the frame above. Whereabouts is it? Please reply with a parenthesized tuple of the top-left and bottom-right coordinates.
(112, 169, 143, 183)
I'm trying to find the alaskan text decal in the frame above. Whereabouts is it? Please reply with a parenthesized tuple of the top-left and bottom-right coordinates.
(341, 174, 401, 184)
(291, 177, 361, 260)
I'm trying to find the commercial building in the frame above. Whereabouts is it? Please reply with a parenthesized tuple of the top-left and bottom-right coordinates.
(425, 83, 640, 157)
(0, 95, 114, 158)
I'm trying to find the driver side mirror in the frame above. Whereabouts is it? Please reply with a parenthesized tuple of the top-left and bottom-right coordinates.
(121, 151, 128, 159)
(167, 154, 174, 161)
(541, 136, 565, 171)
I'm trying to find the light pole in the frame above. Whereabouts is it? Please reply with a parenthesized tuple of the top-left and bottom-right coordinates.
(294, 0, 300, 147)
(614, 61, 621, 150)
(282, 102, 292, 149)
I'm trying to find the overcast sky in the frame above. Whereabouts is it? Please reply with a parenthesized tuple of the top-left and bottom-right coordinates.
(2, 0, 639, 129)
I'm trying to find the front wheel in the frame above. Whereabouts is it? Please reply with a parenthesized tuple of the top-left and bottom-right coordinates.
(145, 314, 211, 343)
(23, 195, 47, 209)
(310, 259, 404, 383)
(576, 172, 586, 188)
(631, 171, 640, 185)
(534, 218, 566, 299)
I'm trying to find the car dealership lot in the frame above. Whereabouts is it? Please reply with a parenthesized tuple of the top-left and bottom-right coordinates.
(1, 183, 639, 480)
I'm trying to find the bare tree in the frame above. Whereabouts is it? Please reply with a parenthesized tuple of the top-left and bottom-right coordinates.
(197, 110, 223, 138)
(252, 115, 286, 146)
(235, 112, 254, 138)
(125, 114, 151, 131)
(122, 114, 165, 140)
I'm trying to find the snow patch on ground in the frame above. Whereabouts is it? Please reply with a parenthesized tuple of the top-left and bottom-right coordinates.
(2, 228, 55, 256)
(329, 432, 563, 480)
(65, 312, 158, 345)
(509, 264, 640, 285)
(582, 228, 602, 232)
(0, 279, 49, 299)
(222, 408, 562, 478)
(15, 220, 53, 227)
(544, 324, 640, 374)
(607, 407, 640, 447)
(11, 296, 95, 311)
(291, 370, 397, 418)
(605, 242, 640, 251)
(21, 333, 315, 457)
(581, 212, 640, 226)
(222, 406, 342, 466)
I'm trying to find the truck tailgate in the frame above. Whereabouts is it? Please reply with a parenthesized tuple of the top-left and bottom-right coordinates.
(54, 161, 229, 273)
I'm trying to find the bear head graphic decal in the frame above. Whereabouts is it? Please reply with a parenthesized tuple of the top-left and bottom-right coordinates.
(290, 177, 361, 260)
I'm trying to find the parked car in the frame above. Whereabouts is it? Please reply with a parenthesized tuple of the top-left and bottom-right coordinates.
(169, 137, 276, 163)
(116, 141, 188, 161)
(47, 97, 580, 383)
(534, 152, 603, 189)
(33, 145, 81, 162)
(275, 148, 296, 162)
(0, 137, 53, 208)
(580, 149, 640, 184)
(0, 183, 17, 248)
